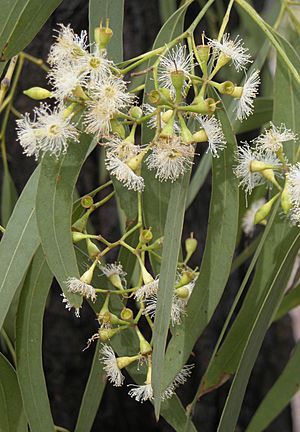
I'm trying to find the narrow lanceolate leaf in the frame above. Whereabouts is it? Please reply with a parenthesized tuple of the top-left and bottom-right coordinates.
(16, 246, 54, 432)
(273, 32, 300, 163)
(152, 172, 191, 417)
(0, 167, 40, 330)
(74, 341, 106, 432)
(1, 167, 18, 226)
(217, 231, 300, 432)
(88, 0, 124, 63)
(158, 0, 177, 23)
(246, 342, 300, 432)
(162, 98, 239, 393)
(36, 135, 96, 308)
(0, 353, 27, 432)
(274, 284, 300, 321)
(0, 0, 62, 63)
(142, 1, 191, 241)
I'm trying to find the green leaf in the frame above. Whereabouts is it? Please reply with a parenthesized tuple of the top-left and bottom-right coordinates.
(158, 0, 177, 23)
(36, 134, 96, 308)
(152, 171, 191, 416)
(246, 342, 300, 432)
(0, 353, 27, 432)
(274, 284, 300, 321)
(162, 96, 239, 393)
(1, 166, 18, 226)
(0, 167, 40, 331)
(142, 1, 191, 241)
(88, 0, 124, 63)
(217, 230, 300, 432)
(74, 340, 106, 432)
(16, 246, 54, 432)
(0, 0, 62, 63)
(186, 153, 211, 209)
(234, 98, 273, 134)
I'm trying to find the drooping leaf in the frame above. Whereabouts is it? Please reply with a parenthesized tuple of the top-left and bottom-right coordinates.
(0, 353, 27, 432)
(246, 342, 300, 432)
(36, 135, 97, 308)
(274, 284, 300, 321)
(74, 340, 106, 432)
(1, 166, 18, 226)
(152, 171, 191, 416)
(0, 167, 40, 331)
(217, 230, 300, 432)
(162, 96, 239, 393)
(16, 246, 54, 432)
(0, 0, 62, 64)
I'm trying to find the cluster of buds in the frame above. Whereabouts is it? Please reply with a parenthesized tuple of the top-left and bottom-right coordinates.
(235, 123, 300, 231)
(16, 25, 262, 192)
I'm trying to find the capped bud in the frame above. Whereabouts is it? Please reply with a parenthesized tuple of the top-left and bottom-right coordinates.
(250, 160, 277, 172)
(110, 119, 126, 139)
(23, 87, 52, 100)
(72, 85, 88, 100)
(161, 110, 174, 124)
(108, 273, 124, 290)
(171, 70, 185, 102)
(281, 176, 292, 214)
(186, 95, 216, 114)
(72, 211, 90, 232)
(196, 45, 210, 72)
(72, 231, 88, 243)
(192, 129, 208, 143)
(135, 327, 152, 355)
(62, 102, 78, 119)
(86, 238, 100, 260)
(139, 228, 153, 244)
(177, 270, 195, 288)
(127, 149, 147, 172)
(138, 259, 154, 285)
(185, 234, 198, 263)
(178, 114, 193, 144)
(129, 106, 143, 119)
(254, 193, 280, 225)
(175, 286, 190, 299)
(120, 307, 134, 321)
(261, 169, 282, 191)
(80, 259, 98, 285)
(95, 19, 113, 50)
(102, 311, 129, 326)
(159, 111, 175, 138)
(81, 195, 94, 208)
(99, 326, 124, 342)
(116, 354, 140, 369)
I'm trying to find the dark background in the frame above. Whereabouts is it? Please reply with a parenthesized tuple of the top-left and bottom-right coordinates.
(0, 0, 295, 431)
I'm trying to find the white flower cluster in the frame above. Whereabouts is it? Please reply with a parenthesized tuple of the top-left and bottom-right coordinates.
(99, 343, 194, 403)
(17, 24, 133, 160)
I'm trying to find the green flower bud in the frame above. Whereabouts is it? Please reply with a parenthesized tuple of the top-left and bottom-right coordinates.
(281, 176, 292, 214)
(86, 238, 100, 260)
(116, 354, 140, 369)
(254, 193, 280, 225)
(196, 45, 210, 72)
(177, 270, 195, 288)
(72, 211, 90, 232)
(185, 234, 198, 262)
(161, 110, 174, 124)
(72, 231, 88, 243)
(94, 19, 113, 50)
(23, 87, 52, 100)
(80, 259, 98, 285)
(129, 106, 143, 119)
(148, 88, 172, 106)
(110, 119, 126, 139)
(175, 286, 190, 299)
(99, 326, 123, 342)
(136, 327, 152, 355)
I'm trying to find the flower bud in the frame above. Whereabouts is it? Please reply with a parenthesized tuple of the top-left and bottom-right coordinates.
(23, 87, 52, 100)
(136, 327, 152, 355)
(86, 238, 100, 260)
(175, 286, 190, 299)
(120, 307, 134, 321)
(281, 176, 292, 214)
(110, 119, 126, 139)
(148, 88, 172, 106)
(254, 193, 280, 225)
(62, 103, 78, 119)
(108, 272, 124, 290)
(192, 129, 208, 143)
(72, 85, 88, 100)
(177, 270, 195, 288)
(72, 231, 88, 243)
(116, 354, 140, 369)
(81, 195, 93, 208)
(250, 160, 276, 172)
(72, 211, 90, 232)
(99, 327, 123, 342)
(161, 110, 174, 124)
(129, 106, 143, 119)
(185, 234, 198, 262)
(127, 149, 147, 172)
(80, 259, 98, 285)
(139, 229, 153, 244)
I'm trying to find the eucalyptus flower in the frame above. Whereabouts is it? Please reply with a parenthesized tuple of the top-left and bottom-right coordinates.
(287, 163, 300, 226)
(235, 70, 260, 121)
(208, 33, 252, 72)
(254, 122, 297, 153)
(195, 115, 226, 157)
(100, 344, 125, 387)
(66, 277, 97, 302)
(242, 198, 266, 236)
